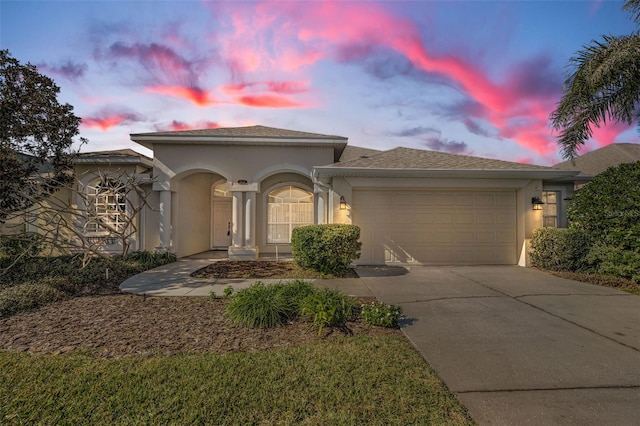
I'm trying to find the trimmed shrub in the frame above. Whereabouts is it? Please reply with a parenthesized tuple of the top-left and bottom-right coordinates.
(585, 243, 640, 283)
(291, 224, 361, 275)
(361, 301, 402, 328)
(529, 227, 592, 272)
(0, 282, 64, 318)
(300, 288, 356, 335)
(0, 251, 177, 317)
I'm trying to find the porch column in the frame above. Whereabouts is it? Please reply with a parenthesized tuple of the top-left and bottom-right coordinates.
(315, 191, 328, 224)
(231, 191, 244, 247)
(158, 189, 172, 251)
(228, 182, 259, 260)
(244, 191, 257, 247)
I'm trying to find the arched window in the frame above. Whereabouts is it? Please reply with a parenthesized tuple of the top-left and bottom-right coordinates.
(86, 178, 126, 233)
(267, 186, 313, 243)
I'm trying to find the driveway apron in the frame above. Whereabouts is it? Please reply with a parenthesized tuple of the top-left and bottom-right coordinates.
(357, 266, 640, 426)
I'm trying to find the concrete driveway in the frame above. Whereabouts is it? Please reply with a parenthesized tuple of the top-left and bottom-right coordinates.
(357, 266, 640, 426)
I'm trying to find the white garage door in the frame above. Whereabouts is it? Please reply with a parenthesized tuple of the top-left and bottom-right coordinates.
(353, 190, 517, 265)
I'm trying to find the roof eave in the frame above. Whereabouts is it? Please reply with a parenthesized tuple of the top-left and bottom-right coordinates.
(72, 156, 153, 167)
(313, 167, 580, 180)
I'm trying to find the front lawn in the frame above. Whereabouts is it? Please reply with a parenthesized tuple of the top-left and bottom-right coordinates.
(0, 336, 473, 425)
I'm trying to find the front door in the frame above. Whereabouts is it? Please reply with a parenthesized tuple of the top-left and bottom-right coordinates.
(211, 198, 232, 248)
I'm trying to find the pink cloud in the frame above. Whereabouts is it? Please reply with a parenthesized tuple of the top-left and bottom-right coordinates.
(165, 120, 221, 131)
(82, 110, 141, 131)
(223, 80, 309, 95)
(237, 94, 304, 108)
(147, 86, 216, 106)
(208, 1, 630, 155)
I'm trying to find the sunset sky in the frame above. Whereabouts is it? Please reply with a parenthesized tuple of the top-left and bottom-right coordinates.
(2, 0, 638, 164)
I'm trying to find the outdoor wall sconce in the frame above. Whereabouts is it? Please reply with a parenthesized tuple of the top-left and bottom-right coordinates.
(339, 196, 347, 210)
(237, 179, 248, 185)
(531, 196, 544, 210)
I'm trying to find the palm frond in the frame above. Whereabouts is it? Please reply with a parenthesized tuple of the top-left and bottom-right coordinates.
(550, 34, 640, 159)
(623, 0, 640, 25)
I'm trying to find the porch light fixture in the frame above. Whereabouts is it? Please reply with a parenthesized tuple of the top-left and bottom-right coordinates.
(531, 196, 544, 210)
(237, 179, 248, 185)
(339, 196, 347, 210)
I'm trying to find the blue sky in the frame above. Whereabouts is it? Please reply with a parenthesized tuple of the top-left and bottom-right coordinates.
(1, 0, 638, 164)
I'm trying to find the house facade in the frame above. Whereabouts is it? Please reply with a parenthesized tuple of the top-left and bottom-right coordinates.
(5, 125, 591, 265)
(120, 125, 577, 266)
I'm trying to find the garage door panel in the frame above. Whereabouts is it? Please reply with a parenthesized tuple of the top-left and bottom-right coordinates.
(353, 189, 517, 265)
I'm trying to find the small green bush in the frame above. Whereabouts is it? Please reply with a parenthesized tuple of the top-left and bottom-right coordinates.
(361, 301, 402, 328)
(225, 280, 317, 328)
(225, 282, 290, 328)
(300, 288, 356, 335)
(222, 286, 234, 298)
(0, 282, 64, 318)
(272, 279, 315, 317)
(529, 227, 592, 272)
(291, 224, 361, 276)
(585, 243, 640, 283)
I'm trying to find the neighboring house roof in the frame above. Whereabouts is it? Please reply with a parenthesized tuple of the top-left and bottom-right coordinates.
(553, 143, 640, 178)
(131, 125, 348, 162)
(15, 152, 55, 174)
(72, 149, 153, 167)
(315, 147, 578, 180)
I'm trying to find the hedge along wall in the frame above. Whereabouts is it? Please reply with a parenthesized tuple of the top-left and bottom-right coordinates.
(529, 227, 592, 272)
(291, 224, 361, 275)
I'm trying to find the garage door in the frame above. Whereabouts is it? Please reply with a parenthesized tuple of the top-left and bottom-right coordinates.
(353, 190, 517, 265)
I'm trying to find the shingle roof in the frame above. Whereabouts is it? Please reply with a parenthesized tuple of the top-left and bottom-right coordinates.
(72, 149, 152, 165)
(329, 147, 553, 170)
(553, 143, 640, 177)
(338, 145, 381, 162)
(131, 125, 347, 140)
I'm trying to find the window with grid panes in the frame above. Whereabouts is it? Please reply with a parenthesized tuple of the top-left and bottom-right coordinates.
(542, 191, 558, 227)
(267, 186, 313, 243)
(86, 179, 126, 233)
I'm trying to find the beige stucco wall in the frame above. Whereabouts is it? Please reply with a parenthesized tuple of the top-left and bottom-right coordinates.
(153, 144, 334, 187)
(142, 187, 160, 252)
(172, 172, 217, 257)
(516, 179, 544, 266)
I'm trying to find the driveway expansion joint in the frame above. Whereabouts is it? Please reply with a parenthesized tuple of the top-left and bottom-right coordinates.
(401, 295, 507, 304)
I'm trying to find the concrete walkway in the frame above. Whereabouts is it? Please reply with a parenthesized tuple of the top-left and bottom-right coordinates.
(120, 258, 640, 425)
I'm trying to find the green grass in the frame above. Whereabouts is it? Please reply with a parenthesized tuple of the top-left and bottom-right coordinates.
(0, 336, 474, 425)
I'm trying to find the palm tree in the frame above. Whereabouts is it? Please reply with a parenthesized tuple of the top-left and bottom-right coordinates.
(550, 0, 640, 159)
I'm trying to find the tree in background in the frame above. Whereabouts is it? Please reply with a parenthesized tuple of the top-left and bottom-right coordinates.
(550, 0, 640, 159)
(0, 49, 84, 221)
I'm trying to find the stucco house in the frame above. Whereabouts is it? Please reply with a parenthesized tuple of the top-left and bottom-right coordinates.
(119, 125, 576, 266)
(4, 125, 588, 265)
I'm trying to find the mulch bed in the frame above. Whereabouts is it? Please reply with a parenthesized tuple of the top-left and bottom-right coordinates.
(191, 260, 359, 279)
(0, 295, 400, 358)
